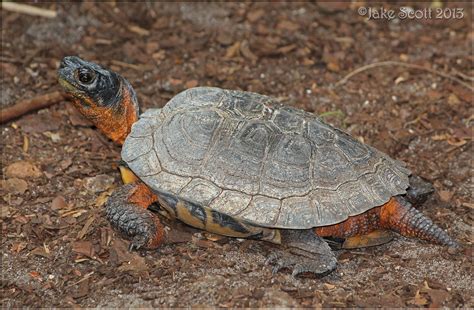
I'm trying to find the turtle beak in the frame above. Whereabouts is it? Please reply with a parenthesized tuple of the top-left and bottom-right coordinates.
(57, 56, 79, 85)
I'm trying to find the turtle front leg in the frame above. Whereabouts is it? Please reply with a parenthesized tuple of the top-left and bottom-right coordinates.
(106, 182, 165, 251)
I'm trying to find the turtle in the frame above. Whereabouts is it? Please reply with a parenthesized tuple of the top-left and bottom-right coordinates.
(57, 56, 459, 276)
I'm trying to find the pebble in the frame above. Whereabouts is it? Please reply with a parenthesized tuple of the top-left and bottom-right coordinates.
(51, 195, 69, 210)
(0, 178, 28, 194)
(83, 174, 115, 193)
(4, 161, 42, 179)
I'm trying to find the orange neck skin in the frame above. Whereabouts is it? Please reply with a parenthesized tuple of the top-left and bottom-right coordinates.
(71, 84, 138, 145)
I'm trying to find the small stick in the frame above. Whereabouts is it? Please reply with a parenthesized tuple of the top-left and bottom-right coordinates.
(1, 91, 67, 124)
(1, 2, 57, 18)
(335, 60, 473, 91)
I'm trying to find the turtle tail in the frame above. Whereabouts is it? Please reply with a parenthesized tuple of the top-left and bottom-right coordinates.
(380, 197, 459, 249)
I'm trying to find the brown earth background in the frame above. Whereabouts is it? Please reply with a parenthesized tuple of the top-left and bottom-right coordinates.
(1, 2, 473, 307)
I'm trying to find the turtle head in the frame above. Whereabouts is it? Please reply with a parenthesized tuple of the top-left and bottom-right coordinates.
(57, 56, 139, 145)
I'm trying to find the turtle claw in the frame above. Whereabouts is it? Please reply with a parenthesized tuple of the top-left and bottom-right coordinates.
(265, 252, 279, 265)
(128, 234, 148, 252)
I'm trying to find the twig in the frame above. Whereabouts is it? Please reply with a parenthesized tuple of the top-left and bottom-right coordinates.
(452, 69, 474, 82)
(335, 60, 473, 91)
(1, 91, 68, 124)
(1, 2, 57, 18)
(98, 3, 149, 37)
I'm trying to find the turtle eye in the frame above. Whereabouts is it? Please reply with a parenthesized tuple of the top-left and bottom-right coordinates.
(78, 68, 95, 84)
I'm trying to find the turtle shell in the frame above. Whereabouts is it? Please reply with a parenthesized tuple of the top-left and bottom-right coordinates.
(122, 87, 411, 229)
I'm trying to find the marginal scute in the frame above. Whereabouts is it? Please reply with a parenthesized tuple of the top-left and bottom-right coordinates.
(179, 178, 222, 205)
(338, 179, 374, 215)
(122, 135, 153, 162)
(364, 170, 394, 202)
(306, 119, 336, 145)
(129, 117, 157, 138)
(277, 196, 314, 228)
(238, 196, 281, 225)
(220, 90, 270, 119)
(127, 150, 161, 177)
(272, 108, 304, 133)
(379, 165, 408, 193)
(163, 87, 224, 114)
(209, 190, 252, 216)
(336, 133, 371, 162)
(140, 108, 162, 119)
(312, 189, 347, 226)
(142, 171, 191, 194)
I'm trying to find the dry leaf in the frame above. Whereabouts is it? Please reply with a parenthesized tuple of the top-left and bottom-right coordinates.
(225, 41, 241, 58)
(447, 93, 461, 106)
(446, 137, 467, 147)
(411, 290, 429, 306)
(246, 9, 265, 22)
(30, 247, 52, 258)
(438, 190, 453, 202)
(185, 80, 198, 88)
(11, 242, 27, 253)
(240, 40, 257, 61)
(432, 134, 449, 141)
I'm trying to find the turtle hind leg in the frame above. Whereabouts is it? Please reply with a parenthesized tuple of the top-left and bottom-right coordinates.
(267, 230, 337, 277)
(380, 197, 459, 249)
(106, 182, 165, 250)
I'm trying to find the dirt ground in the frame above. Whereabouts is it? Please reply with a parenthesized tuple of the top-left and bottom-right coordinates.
(1, 2, 472, 308)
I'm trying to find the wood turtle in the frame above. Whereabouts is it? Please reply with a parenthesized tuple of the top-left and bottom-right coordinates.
(57, 56, 458, 276)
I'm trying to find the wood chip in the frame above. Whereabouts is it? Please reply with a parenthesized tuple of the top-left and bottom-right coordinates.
(72, 241, 95, 258)
(1, 2, 57, 18)
(128, 25, 150, 36)
(77, 216, 96, 240)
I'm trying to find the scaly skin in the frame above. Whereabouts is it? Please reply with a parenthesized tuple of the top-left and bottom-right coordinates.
(316, 196, 459, 248)
(106, 183, 165, 250)
(68, 83, 137, 144)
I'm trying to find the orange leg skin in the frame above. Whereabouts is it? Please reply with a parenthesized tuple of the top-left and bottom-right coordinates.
(315, 197, 459, 248)
(106, 182, 165, 250)
(128, 182, 159, 209)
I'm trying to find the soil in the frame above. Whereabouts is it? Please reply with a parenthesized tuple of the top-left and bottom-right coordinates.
(1, 2, 472, 308)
